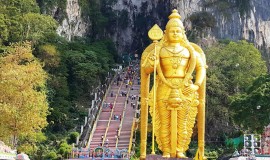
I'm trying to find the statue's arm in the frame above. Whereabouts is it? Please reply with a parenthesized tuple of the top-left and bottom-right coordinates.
(194, 52, 206, 87)
(141, 43, 162, 74)
(190, 43, 207, 159)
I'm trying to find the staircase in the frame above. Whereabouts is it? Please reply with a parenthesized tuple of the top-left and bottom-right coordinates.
(72, 64, 140, 159)
(88, 69, 139, 151)
(117, 84, 139, 149)
(88, 83, 121, 149)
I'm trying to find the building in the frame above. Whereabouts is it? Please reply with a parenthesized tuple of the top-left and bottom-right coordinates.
(261, 124, 270, 154)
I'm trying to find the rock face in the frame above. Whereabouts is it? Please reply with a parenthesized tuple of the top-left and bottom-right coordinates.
(56, 0, 88, 41)
(56, 0, 270, 67)
(210, 0, 270, 68)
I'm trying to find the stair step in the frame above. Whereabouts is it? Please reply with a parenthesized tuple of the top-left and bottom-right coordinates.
(86, 69, 139, 149)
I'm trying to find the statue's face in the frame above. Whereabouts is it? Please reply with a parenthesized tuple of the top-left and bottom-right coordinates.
(167, 26, 183, 43)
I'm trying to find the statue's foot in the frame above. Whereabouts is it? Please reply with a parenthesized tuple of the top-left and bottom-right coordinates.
(162, 152, 170, 158)
(140, 154, 146, 160)
(176, 152, 187, 158)
(199, 150, 207, 159)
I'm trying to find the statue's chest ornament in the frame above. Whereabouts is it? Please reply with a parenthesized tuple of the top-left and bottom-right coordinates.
(171, 57, 182, 69)
(165, 47, 185, 69)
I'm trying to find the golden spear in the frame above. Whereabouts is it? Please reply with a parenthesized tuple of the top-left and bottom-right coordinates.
(140, 24, 163, 159)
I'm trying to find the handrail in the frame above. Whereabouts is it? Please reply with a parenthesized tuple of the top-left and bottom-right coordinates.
(128, 90, 140, 154)
(115, 86, 131, 148)
(86, 73, 116, 148)
(81, 92, 107, 147)
(86, 85, 109, 148)
(128, 118, 136, 153)
(128, 73, 140, 154)
(102, 73, 125, 146)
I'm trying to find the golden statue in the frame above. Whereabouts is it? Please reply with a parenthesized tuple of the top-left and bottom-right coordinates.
(140, 9, 207, 159)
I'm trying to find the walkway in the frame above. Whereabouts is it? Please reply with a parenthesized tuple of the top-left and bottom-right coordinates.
(87, 68, 139, 152)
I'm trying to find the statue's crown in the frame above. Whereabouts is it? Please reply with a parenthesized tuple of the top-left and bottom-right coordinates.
(169, 9, 181, 19)
(166, 9, 184, 30)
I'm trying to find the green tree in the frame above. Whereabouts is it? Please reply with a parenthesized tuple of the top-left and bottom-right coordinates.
(207, 40, 267, 94)
(45, 151, 58, 160)
(63, 40, 115, 100)
(0, 0, 57, 44)
(205, 40, 267, 140)
(0, 14, 8, 44)
(58, 141, 72, 158)
(21, 13, 58, 43)
(17, 132, 47, 156)
(0, 42, 49, 148)
(67, 132, 80, 144)
(0, 0, 39, 14)
(230, 74, 270, 133)
(37, 44, 60, 71)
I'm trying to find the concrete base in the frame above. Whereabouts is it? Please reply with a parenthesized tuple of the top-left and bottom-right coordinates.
(146, 155, 192, 160)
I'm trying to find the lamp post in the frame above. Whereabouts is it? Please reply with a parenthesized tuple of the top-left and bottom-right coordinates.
(235, 63, 240, 93)
(244, 134, 261, 159)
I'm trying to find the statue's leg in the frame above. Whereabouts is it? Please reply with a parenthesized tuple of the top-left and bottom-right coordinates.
(176, 103, 198, 158)
(176, 107, 187, 158)
(158, 100, 171, 157)
(184, 106, 198, 151)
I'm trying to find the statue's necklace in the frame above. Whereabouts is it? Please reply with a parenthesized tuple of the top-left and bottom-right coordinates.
(165, 47, 185, 69)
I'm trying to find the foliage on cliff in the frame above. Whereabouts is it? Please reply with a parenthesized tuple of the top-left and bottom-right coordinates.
(79, 0, 118, 39)
(36, 0, 67, 21)
(0, 0, 58, 45)
(189, 11, 216, 31)
(203, 0, 251, 16)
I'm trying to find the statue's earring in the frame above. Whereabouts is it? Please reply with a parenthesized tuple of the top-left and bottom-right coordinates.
(183, 31, 189, 42)
(164, 30, 168, 42)
(182, 31, 185, 40)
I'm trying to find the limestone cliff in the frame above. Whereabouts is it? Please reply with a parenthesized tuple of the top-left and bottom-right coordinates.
(57, 0, 88, 41)
(50, 0, 270, 67)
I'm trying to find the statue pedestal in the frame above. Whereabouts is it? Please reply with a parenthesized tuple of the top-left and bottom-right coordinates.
(146, 155, 192, 160)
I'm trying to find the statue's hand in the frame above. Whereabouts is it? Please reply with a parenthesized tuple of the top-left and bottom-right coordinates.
(148, 53, 158, 66)
(182, 84, 199, 95)
(142, 52, 159, 74)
